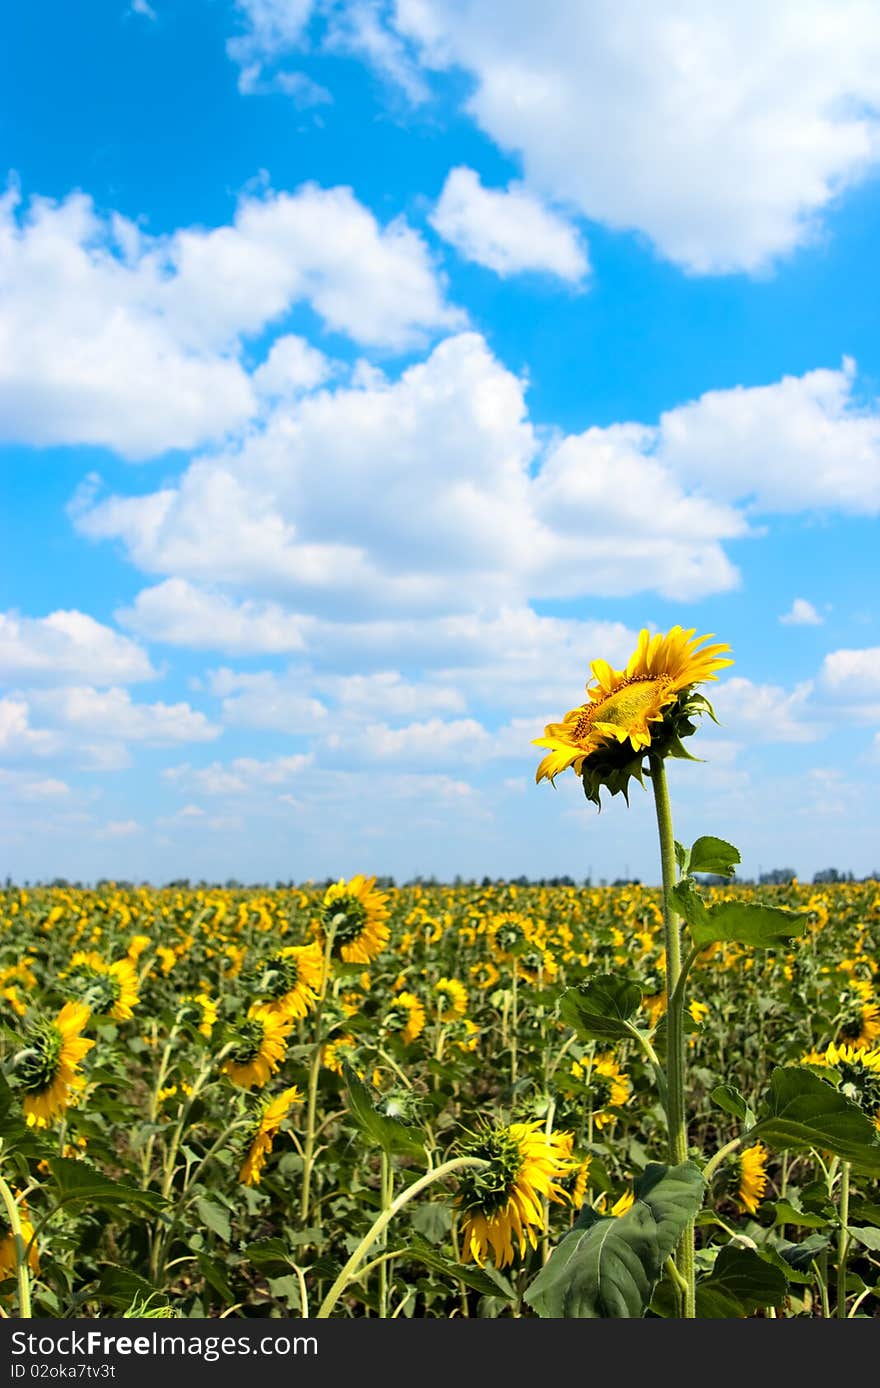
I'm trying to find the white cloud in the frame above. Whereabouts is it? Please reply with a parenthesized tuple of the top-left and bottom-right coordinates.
(711, 676, 819, 742)
(0, 697, 55, 758)
(253, 334, 333, 399)
(0, 180, 459, 459)
(96, 819, 141, 839)
(209, 669, 328, 733)
(430, 166, 588, 281)
(389, 0, 880, 274)
(227, 0, 316, 75)
(657, 360, 880, 513)
(779, 598, 824, 625)
(819, 646, 880, 722)
(164, 753, 311, 795)
(28, 687, 220, 747)
(0, 769, 72, 801)
(820, 645, 880, 692)
(76, 331, 745, 614)
(0, 609, 155, 684)
(117, 579, 310, 654)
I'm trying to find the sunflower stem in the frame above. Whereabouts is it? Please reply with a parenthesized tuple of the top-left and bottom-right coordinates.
(300, 922, 336, 1225)
(836, 1160, 851, 1319)
(649, 754, 695, 1319)
(0, 1158, 32, 1318)
(315, 1157, 488, 1318)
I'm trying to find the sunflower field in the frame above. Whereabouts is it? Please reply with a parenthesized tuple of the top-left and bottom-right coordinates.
(2, 872, 880, 1319)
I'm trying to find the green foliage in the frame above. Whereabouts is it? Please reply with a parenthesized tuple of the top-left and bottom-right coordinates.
(524, 1162, 705, 1318)
(558, 974, 642, 1042)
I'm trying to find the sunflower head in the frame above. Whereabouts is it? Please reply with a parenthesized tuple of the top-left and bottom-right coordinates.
(320, 875, 391, 965)
(12, 1002, 94, 1127)
(456, 1119, 574, 1268)
(534, 626, 732, 807)
(731, 1142, 769, 1215)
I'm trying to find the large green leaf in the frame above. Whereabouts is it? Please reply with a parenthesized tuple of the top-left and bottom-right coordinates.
(688, 836, 741, 878)
(342, 1061, 425, 1158)
(749, 1067, 880, 1173)
(523, 1161, 705, 1318)
(558, 975, 642, 1042)
(48, 1158, 165, 1213)
(689, 900, 807, 949)
(695, 1245, 788, 1316)
(710, 1083, 755, 1127)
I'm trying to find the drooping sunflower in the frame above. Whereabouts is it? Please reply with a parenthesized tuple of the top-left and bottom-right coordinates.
(62, 951, 140, 1021)
(534, 626, 733, 803)
(178, 992, 218, 1038)
(382, 991, 426, 1045)
(320, 875, 391, 964)
(238, 1085, 303, 1186)
(434, 977, 468, 1022)
(456, 1120, 575, 1268)
(734, 1142, 769, 1215)
(0, 1195, 39, 1282)
(253, 942, 325, 1020)
(14, 1001, 94, 1127)
(222, 1006, 292, 1089)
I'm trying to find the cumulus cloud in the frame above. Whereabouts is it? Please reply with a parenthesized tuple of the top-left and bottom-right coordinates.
(389, 0, 880, 274)
(0, 180, 459, 459)
(657, 360, 880, 513)
(117, 579, 310, 654)
(27, 687, 220, 747)
(0, 609, 155, 684)
(710, 676, 819, 742)
(76, 332, 746, 616)
(779, 598, 824, 625)
(430, 166, 588, 281)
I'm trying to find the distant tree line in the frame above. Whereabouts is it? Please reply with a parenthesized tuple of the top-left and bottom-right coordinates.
(6, 866, 877, 890)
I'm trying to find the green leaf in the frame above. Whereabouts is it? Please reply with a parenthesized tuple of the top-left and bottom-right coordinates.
(848, 1225, 880, 1252)
(558, 975, 642, 1043)
(668, 879, 712, 932)
(688, 836, 741, 878)
(749, 1067, 880, 1173)
(690, 900, 807, 949)
(342, 1061, 425, 1158)
(245, 1238, 295, 1276)
(410, 1202, 453, 1244)
(523, 1160, 705, 1318)
(401, 1238, 513, 1299)
(94, 1264, 161, 1312)
(771, 1199, 829, 1229)
(674, 841, 690, 875)
(696, 1245, 788, 1315)
(47, 1158, 165, 1213)
(195, 1196, 231, 1243)
(197, 1251, 234, 1301)
(710, 1083, 755, 1127)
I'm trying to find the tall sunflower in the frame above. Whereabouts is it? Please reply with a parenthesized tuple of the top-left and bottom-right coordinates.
(238, 1085, 303, 1186)
(456, 1120, 574, 1268)
(534, 626, 732, 803)
(254, 943, 325, 1020)
(383, 991, 426, 1045)
(14, 1001, 94, 1127)
(320, 875, 391, 964)
(222, 1006, 292, 1089)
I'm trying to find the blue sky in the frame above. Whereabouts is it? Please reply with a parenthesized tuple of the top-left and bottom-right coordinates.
(2, 0, 879, 885)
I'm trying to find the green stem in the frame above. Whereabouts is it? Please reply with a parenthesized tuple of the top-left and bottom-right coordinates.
(300, 925, 335, 1225)
(702, 1135, 743, 1185)
(837, 1161, 850, 1320)
(510, 967, 519, 1089)
(0, 1162, 32, 1318)
(316, 1157, 487, 1319)
(378, 1151, 391, 1319)
(649, 754, 694, 1319)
